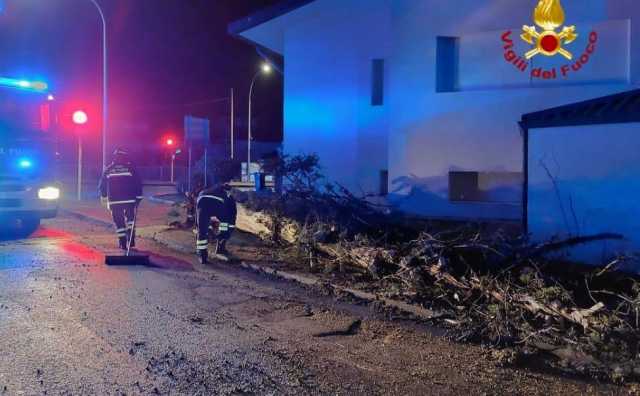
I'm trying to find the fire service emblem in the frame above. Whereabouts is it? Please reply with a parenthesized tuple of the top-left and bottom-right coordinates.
(501, 0, 597, 80)
(521, 0, 577, 60)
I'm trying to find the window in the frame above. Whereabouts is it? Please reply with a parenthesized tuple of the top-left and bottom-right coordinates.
(436, 36, 459, 93)
(380, 169, 389, 196)
(371, 59, 385, 106)
(449, 171, 523, 203)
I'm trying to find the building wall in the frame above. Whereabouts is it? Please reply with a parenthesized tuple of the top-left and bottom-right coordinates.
(528, 123, 640, 265)
(282, 0, 392, 193)
(244, 0, 640, 220)
(387, 0, 640, 220)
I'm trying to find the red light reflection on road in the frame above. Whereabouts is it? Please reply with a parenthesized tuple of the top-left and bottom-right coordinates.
(58, 240, 104, 263)
(57, 240, 133, 287)
(31, 227, 74, 239)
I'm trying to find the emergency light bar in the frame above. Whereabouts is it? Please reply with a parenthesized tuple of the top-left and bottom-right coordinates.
(18, 158, 33, 169)
(0, 77, 48, 92)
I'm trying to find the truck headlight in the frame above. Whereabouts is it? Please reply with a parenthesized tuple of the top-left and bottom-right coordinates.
(38, 186, 60, 200)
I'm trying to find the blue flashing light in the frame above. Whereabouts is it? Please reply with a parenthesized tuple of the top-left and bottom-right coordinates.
(0, 77, 49, 92)
(18, 158, 33, 169)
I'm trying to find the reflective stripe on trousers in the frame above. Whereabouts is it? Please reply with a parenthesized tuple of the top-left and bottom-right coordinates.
(196, 239, 208, 250)
(108, 200, 137, 210)
(109, 200, 137, 205)
(107, 172, 133, 178)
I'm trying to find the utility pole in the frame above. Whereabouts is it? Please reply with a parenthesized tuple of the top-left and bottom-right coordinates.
(77, 136, 83, 201)
(230, 88, 234, 160)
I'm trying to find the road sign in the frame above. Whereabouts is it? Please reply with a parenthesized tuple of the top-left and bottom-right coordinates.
(184, 115, 210, 143)
(184, 116, 210, 192)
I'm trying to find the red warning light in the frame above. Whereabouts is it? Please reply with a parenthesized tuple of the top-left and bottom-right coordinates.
(72, 110, 88, 125)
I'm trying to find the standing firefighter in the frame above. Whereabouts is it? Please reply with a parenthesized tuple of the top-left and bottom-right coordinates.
(98, 148, 143, 250)
(196, 182, 237, 264)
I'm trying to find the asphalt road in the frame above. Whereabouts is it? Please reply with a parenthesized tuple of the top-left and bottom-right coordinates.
(0, 214, 626, 395)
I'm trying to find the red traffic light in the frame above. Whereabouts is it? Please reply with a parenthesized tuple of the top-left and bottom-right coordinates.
(72, 110, 88, 125)
(162, 134, 178, 147)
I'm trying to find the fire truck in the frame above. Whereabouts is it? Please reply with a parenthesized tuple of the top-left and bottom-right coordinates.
(0, 80, 60, 233)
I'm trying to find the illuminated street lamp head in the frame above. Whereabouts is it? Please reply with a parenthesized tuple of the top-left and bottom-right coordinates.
(72, 110, 88, 125)
(166, 138, 175, 146)
(47, 94, 55, 101)
(262, 63, 272, 74)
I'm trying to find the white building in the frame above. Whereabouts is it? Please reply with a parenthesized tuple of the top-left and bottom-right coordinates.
(523, 89, 640, 263)
(230, 0, 640, 258)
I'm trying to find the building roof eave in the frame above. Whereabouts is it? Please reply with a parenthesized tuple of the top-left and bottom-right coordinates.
(521, 88, 640, 129)
(228, 0, 317, 36)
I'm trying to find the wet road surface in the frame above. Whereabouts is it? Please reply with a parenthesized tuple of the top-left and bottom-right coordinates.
(0, 215, 626, 395)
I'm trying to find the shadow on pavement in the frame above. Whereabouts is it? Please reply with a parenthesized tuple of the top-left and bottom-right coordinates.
(117, 249, 195, 272)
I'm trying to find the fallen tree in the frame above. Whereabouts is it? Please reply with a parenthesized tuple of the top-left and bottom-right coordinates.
(190, 153, 640, 383)
(256, 215, 639, 382)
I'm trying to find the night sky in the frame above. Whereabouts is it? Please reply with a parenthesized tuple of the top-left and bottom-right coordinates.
(0, 0, 283, 164)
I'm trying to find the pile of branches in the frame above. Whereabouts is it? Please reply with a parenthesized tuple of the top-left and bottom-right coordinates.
(237, 153, 640, 382)
(236, 153, 415, 244)
(334, 228, 640, 382)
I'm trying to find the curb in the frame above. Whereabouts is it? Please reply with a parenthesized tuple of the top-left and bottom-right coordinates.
(147, 195, 176, 205)
(153, 227, 438, 321)
(239, 261, 436, 321)
(147, 194, 183, 205)
(61, 209, 114, 229)
(149, 229, 195, 255)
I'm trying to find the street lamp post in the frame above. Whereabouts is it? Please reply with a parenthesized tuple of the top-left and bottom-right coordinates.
(171, 149, 182, 184)
(73, 111, 89, 201)
(163, 137, 176, 182)
(88, 0, 108, 171)
(247, 63, 272, 182)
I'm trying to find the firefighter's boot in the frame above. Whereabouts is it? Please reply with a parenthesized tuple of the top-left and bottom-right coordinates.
(118, 237, 127, 250)
(218, 240, 230, 256)
(199, 249, 208, 265)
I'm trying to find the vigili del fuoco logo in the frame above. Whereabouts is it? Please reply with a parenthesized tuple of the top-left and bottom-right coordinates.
(501, 0, 598, 80)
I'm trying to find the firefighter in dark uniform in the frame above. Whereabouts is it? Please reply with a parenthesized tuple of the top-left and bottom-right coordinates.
(98, 148, 143, 250)
(196, 182, 237, 264)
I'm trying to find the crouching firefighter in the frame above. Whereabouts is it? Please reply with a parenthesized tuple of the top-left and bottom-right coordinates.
(98, 148, 144, 250)
(196, 182, 237, 264)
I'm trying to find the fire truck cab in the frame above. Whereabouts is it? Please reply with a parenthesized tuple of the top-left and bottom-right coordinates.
(0, 85, 60, 233)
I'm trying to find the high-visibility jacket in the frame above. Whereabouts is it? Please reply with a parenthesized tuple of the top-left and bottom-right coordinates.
(197, 185, 237, 228)
(98, 162, 143, 206)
